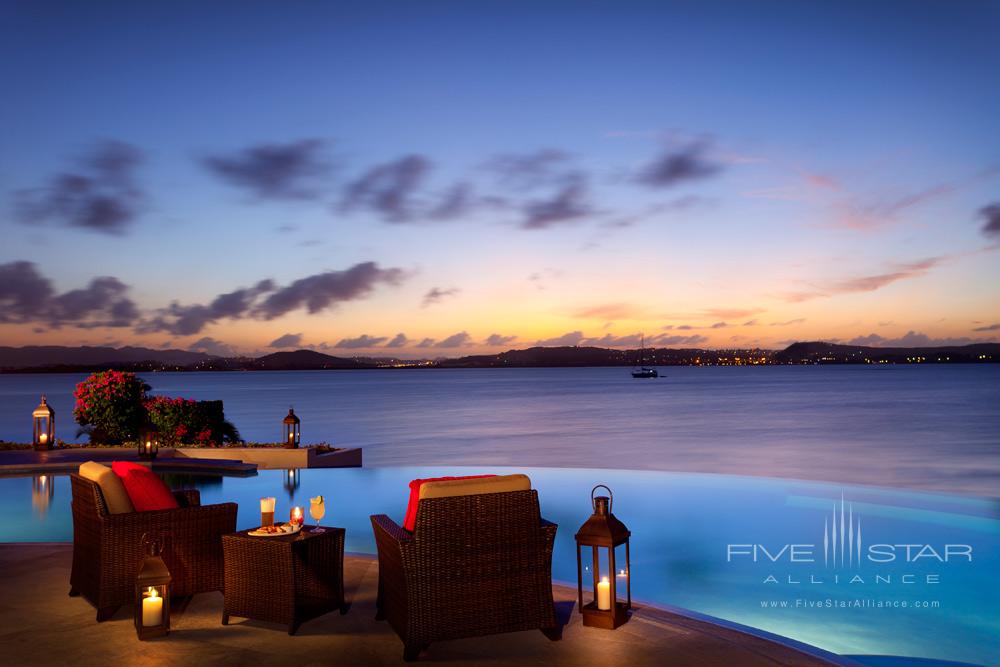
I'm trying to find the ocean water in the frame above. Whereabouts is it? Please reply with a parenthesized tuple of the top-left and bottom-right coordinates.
(1, 365, 998, 497)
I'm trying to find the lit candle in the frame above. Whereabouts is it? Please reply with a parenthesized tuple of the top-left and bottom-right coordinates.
(290, 506, 303, 526)
(142, 587, 163, 626)
(597, 577, 611, 610)
(145, 441, 152, 453)
(39, 433, 48, 445)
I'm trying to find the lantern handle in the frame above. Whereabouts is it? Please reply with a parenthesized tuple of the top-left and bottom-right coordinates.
(591, 484, 613, 513)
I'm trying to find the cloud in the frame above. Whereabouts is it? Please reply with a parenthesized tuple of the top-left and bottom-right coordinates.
(702, 307, 764, 320)
(269, 333, 303, 348)
(385, 333, 409, 348)
(972, 323, 1000, 332)
(189, 336, 237, 357)
(846, 331, 989, 347)
(783, 257, 943, 303)
(254, 262, 406, 319)
(536, 331, 586, 346)
(335, 334, 388, 349)
(202, 139, 329, 199)
(585, 332, 645, 347)
(743, 319, 758, 326)
(636, 141, 722, 188)
(521, 174, 591, 229)
(341, 154, 431, 222)
(486, 333, 517, 346)
(769, 318, 806, 326)
(651, 333, 709, 346)
(426, 182, 475, 220)
(483, 149, 572, 189)
(14, 140, 144, 234)
(138, 280, 275, 336)
(979, 203, 1000, 238)
(415, 337, 436, 348)
(422, 287, 460, 307)
(138, 262, 405, 335)
(0, 261, 139, 329)
(573, 302, 641, 320)
(435, 331, 472, 348)
(710, 321, 728, 329)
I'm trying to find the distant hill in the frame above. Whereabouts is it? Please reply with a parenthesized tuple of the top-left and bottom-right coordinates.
(254, 349, 373, 370)
(773, 341, 1000, 364)
(0, 345, 213, 370)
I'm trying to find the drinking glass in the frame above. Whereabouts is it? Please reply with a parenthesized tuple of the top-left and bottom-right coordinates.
(310, 496, 325, 533)
(260, 496, 276, 527)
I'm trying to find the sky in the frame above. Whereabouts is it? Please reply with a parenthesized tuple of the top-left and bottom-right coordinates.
(1, 0, 998, 357)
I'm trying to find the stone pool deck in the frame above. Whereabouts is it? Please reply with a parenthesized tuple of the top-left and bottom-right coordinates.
(0, 544, 851, 666)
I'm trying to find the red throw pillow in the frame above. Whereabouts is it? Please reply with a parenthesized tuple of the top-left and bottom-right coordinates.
(112, 461, 179, 512)
(403, 475, 495, 531)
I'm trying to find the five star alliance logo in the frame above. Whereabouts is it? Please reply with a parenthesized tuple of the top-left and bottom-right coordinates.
(824, 495, 862, 568)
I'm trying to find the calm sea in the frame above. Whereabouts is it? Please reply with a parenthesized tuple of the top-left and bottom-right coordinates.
(1, 365, 998, 497)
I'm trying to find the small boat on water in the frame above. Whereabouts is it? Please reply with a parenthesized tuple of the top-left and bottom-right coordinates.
(631, 335, 659, 378)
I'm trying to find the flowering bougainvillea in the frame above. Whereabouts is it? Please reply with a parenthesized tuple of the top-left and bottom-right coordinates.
(74, 371, 241, 446)
(73, 371, 151, 444)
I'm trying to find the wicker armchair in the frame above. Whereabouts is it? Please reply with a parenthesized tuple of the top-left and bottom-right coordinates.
(371, 488, 561, 661)
(69, 473, 238, 621)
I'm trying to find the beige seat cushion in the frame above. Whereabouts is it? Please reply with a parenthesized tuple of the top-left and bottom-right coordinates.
(79, 461, 135, 514)
(419, 474, 531, 500)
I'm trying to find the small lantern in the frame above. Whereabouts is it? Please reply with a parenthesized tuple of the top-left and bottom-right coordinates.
(32, 395, 55, 451)
(135, 534, 171, 640)
(575, 484, 631, 629)
(282, 407, 301, 449)
(138, 422, 160, 461)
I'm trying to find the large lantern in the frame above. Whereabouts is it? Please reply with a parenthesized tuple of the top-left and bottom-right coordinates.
(282, 408, 301, 449)
(138, 422, 160, 460)
(575, 484, 631, 629)
(135, 534, 171, 640)
(32, 395, 55, 451)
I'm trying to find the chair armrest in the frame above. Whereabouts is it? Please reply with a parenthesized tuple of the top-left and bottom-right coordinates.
(370, 514, 412, 546)
(539, 517, 558, 546)
(104, 502, 238, 538)
(172, 489, 201, 507)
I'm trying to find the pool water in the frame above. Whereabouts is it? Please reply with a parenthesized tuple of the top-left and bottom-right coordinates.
(5, 466, 998, 666)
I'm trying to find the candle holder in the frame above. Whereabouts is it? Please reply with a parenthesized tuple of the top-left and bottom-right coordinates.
(290, 506, 304, 526)
(32, 395, 55, 451)
(135, 534, 171, 640)
(574, 484, 631, 629)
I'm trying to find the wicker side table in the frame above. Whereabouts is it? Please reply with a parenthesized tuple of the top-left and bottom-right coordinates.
(222, 526, 347, 635)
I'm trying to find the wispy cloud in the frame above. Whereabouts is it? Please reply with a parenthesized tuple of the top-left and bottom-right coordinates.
(572, 302, 642, 320)
(341, 154, 431, 222)
(782, 257, 943, 303)
(847, 331, 991, 347)
(435, 331, 472, 348)
(334, 334, 388, 348)
(203, 139, 330, 200)
(521, 174, 591, 229)
(422, 287, 461, 307)
(269, 333, 303, 348)
(14, 140, 144, 235)
(769, 318, 806, 326)
(189, 336, 237, 357)
(0, 260, 139, 329)
(485, 333, 517, 346)
(972, 323, 1000, 332)
(635, 141, 723, 189)
(385, 333, 409, 348)
(978, 203, 1000, 238)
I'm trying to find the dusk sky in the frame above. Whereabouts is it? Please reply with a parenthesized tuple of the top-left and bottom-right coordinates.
(2, 1, 998, 357)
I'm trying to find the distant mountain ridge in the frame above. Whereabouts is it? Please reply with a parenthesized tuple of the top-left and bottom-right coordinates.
(0, 345, 212, 370)
(0, 341, 996, 372)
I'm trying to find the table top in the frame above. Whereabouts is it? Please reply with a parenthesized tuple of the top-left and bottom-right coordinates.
(226, 525, 344, 544)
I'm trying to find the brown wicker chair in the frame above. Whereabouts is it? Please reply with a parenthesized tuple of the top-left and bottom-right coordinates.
(69, 473, 238, 621)
(371, 488, 561, 661)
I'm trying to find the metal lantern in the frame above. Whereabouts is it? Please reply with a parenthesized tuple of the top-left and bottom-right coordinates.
(32, 395, 55, 451)
(282, 407, 301, 449)
(138, 422, 160, 460)
(575, 484, 631, 629)
(135, 534, 171, 640)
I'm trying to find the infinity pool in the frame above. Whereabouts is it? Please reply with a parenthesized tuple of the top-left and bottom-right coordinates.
(4, 467, 997, 666)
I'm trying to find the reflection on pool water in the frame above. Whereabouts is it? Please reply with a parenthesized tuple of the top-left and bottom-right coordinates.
(3, 466, 997, 666)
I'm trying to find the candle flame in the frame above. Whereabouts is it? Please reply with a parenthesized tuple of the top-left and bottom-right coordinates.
(147, 586, 159, 600)
(601, 576, 609, 584)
